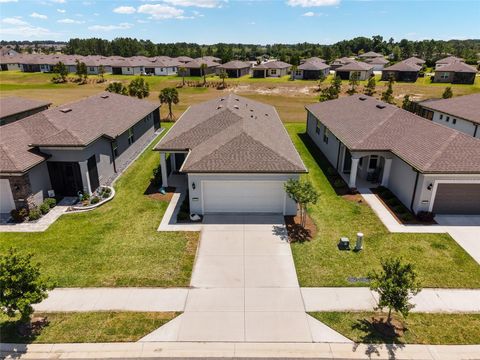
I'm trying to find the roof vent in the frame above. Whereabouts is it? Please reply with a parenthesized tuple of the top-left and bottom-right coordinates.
(217, 105, 223, 109)
(250, 109, 254, 112)
(265, 113, 269, 116)
(250, 115, 254, 118)
(60, 108, 72, 113)
(234, 105, 239, 109)
(235, 98, 239, 101)
(220, 98, 225, 101)
(376, 104, 386, 109)
(359, 96, 367, 101)
(101, 94, 109, 99)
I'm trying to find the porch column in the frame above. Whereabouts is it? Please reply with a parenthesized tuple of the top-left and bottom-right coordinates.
(160, 152, 168, 188)
(381, 158, 393, 187)
(78, 161, 92, 195)
(170, 153, 176, 172)
(349, 157, 360, 188)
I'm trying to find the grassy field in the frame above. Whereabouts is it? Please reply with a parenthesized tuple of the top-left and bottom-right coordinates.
(0, 312, 177, 343)
(0, 124, 199, 287)
(311, 312, 480, 345)
(1, 71, 478, 124)
(286, 123, 480, 288)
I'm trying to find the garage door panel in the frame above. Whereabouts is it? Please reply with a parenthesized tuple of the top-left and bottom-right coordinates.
(203, 181, 285, 214)
(433, 183, 480, 215)
(0, 179, 16, 214)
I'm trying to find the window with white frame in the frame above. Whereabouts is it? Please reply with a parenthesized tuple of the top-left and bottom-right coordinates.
(127, 127, 134, 145)
(315, 119, 321, 134)
(270, 69, 277, 75)
(295, 69, 302, 76)
(440, 72, 449, 79)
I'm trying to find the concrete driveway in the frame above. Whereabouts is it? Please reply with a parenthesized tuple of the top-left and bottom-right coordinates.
(141, 214, 350, 343)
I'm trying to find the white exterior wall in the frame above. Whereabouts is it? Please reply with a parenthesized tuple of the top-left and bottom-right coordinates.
(387, 155, 418, 211)
(267, 68, 289, 77)
(187, 173, 300, 216)
(306, 112, 341, 168)
(27, 162, 52, 206)
(431, 110, 479, 138)
(154, 66, 177, 76)
(7, 63, 21, 71)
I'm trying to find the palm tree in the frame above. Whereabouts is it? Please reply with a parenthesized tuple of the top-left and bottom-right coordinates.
(105, 82, 127, 95)
(218, 70, 228, 88)
(127, 77, 150, 99)
(159, 87, 180, 121)
(179, 66, 186, 86)
(200, 63, 207, 86)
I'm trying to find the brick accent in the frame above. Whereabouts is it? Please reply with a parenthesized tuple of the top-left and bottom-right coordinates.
(1, 174, 35, 210)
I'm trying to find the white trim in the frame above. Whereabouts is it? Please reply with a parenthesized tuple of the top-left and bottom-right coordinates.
(429, 179, 480, 212)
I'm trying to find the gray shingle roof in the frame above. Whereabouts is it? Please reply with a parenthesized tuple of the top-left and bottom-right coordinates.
(419, 93, 480, 125)
(383, 61, 421, 72)
(306, 95, 480, 174)
(254, 61, 292, 70)
(0, 97, 51, 120)
(436, 56, 464, 64)
(217, 60, 251, 70)
(155, 95, 306, 174)
(435, 61, 477, 73)
(184, 58, 220, 69)
(298, 59, 330, 71)
(358, 51, 383, 58)
(403, 56, 425, 65)
(336, 60, 374, 71)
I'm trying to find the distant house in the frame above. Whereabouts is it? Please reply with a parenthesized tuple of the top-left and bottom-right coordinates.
(415, 93, 480, 138)
(364, 57, 389, 71)
(306, 95, 480, 215)
(252, 61, 291, 78)
(0, 46, 18, 57)
(0, 97, 51, 126)
(0, 93, 160, 215)
(335, 60, 374, 80)
(144, 57, 180, 76)
(301, 57, 326, 64)
(433, 61, 477, 84)
(403, 57, 425, 66)
(357, 51, 384, 60)
(216, 60, 251, 78)
(197, 56, 222, 63)
(176, 56, 194, 64)
(154, 95, 306, 215)
(435, 56, 464, 70)
(330, 57, 354, 70)
(294, 59, 330, 80)
(183, 58, 219, 76)
(381, 60, 422, 82)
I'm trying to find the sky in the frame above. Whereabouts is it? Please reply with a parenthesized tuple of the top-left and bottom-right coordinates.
(0, 0, 479, 44)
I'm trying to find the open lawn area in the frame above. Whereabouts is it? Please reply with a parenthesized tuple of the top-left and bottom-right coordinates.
(1, 71, 478, 124)
(0, 312, 177, 343)
(311, 312, 480, 345)
(286, 123, 480, 288)
(0, 124, 199, 287)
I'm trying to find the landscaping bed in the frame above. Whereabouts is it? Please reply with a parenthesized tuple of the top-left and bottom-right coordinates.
(70, 186, 114, 211)
(310, 311, 480, 345)
(284, 213, 317, 242)
(9, 198, 57, 224)
(0, 312, 177, 343)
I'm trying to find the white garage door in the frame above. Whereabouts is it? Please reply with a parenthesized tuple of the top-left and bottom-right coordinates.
(203, 181, 286, 214)
(0, 179, 15, 214)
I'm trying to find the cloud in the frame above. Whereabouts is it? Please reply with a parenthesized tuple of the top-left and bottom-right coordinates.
(57, 18, 85, 24)
(287, 0, 339, 7)
(30, 12, 48, 19)
(57, 8, 66, 13)
(163, 0, 224, 8)
(1, 17, 29, 25)
(0, 0, 18, 2)
(302, 11, 315, 16)
(113, 6, 136, 14)
(137, 4, 184, 19)
(51, 0, 66, 3)
(88, 22, 133, 31)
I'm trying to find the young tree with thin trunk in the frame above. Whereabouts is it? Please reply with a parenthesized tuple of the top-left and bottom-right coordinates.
(218, 69, 228, 88)
(284, 179, 319, 228)
(368, 257, 421, 325)
(381, 75, 395, 104)
(402, 94, 411, 110)
(200, 63, 207, 86)
(442, 86, 453, 99)
(347, 71, 360, 95)
(98, 64, 105, 83)
(364, 75, 376, 96)
(331, 75, 342, 95)
(51, 61, 68, 83)
(159, 87, 180, 121)
(179, 66, 186, 86)
(317, 71, 326, 91)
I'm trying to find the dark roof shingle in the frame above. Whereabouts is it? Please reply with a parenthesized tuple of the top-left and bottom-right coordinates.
(0, 97, 51, 120)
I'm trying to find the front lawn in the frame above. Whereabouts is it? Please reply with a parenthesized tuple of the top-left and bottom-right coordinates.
(286, 123, 480, 288)
(0, 312, 177, 343)
(311, 312, 480, 345)
(0, 124, 199, 287)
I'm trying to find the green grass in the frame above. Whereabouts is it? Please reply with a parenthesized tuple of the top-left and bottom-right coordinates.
(286, 123, 480, 288)
(0, 124, 199, 287)
(311, 312, 480, 345)
(0, 312, 177, 343)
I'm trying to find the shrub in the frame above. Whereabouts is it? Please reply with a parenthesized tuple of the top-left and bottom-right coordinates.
(392, 204, 406, 213)
(39, 203, 50, 215)
(400, 212, 414, 222)
(103, 187, 111, 194)
(90, 196, 100, 205)
(28, 208, 42, 221)
(333, 178, 345, 188)
(386, 197, 400, 206)
(10, 208, 28, 223)
(326, 167, 337, 177)
(81, 193, 90, 201)
(417, 211, 435, 222)
(101, 192, 110, 199)
(44, 198, 56, 208)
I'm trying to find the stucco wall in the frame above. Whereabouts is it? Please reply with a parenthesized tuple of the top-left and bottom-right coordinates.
(306, 112, 341, 168)
(27, 162, 52, 206)
(433, 71, 454, 83)
(187, 173, 300, 216)
(154, 66, 177, 75)
(388, 155, 418, 211)
(431, 110, 479, 138)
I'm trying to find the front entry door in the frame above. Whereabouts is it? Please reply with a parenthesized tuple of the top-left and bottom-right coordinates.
(47, 162, 83, 196)
(87, 155, 100, 192)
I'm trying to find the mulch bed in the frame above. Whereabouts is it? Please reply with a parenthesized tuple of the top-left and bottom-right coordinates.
(284, 213, 318, 242)
(145, 186, 176, 202)
(369, 314, 406, 338)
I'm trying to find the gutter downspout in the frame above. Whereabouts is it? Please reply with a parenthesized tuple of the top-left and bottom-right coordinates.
(410, 170, 420, 214)
(110, 141, 117, 173)
(474, 125, 478, 138)
(336, 141, 341, 171)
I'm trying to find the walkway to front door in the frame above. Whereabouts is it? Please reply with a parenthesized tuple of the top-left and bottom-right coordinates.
(141, 214, 350, 342)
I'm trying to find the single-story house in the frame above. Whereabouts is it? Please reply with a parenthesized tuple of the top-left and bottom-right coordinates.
(381, 60, 422, 82)
(144, 57, 180, 76)
(176, 56, 194, 64)
(335, 60, 374, 80)
(0, 46, 18, 57)
(0, 97, 52, 126)
(301, 57, 326, 64)
(294, 59, 330, 80)
(197, 56, 222, 63)
(216, 60, 251, 78)
(416, 93, 480, 138)
(358, 51, 384, 60)
(364, 57, 389, 71)
(0, 92, 160, 215)
(435, 56, 464, 70)
(183, 59, 219, 76)
(330, 57, 354, 70)
(305, 95, 480, 215)
(252, 61, 291, 78)
(433, 61, 477, 84)
(154, 94, 307, 215)
(403, 56, 425, 66)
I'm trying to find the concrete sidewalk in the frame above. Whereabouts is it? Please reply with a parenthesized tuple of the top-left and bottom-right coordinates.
(302, 287, 480, 313)
(2, 342, 479, 359)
